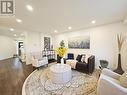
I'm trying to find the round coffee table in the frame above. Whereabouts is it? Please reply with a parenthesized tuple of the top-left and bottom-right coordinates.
(49, 64, 72, 84)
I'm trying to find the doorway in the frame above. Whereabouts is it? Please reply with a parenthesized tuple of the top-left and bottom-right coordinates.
(18, 41, 23, 56)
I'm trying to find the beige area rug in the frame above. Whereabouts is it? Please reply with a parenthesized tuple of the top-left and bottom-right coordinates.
(24, 66, 99, 95)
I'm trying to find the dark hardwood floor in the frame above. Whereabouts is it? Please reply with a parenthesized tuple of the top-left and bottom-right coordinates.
(0, 58, 33, 95)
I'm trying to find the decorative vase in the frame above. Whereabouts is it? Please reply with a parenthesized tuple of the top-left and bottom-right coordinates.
(57, 55, 62, 63)
(114, 53, 124, 75)
(61, 58, 64, 65)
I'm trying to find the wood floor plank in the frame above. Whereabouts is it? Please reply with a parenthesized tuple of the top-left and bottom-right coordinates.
(0, 58, 33, 95)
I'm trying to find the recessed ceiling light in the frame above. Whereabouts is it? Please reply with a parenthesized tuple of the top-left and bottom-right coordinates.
(26, 5, 33, 11)
(91, 20, 96, 24)
(10, 28, 14, 31)
(21, 33, 24, 36)
(68, 26, 72, 30)
(14, 34, 17, 37)
(16, 18, 22, 23)
(54, 30, 58, 33)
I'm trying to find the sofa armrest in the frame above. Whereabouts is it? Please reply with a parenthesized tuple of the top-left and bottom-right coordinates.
(88, 55, 95, 73)
(102, 68, 121, 80)
(98, 75, 127, 95)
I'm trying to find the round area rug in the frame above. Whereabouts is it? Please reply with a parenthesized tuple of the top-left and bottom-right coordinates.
(22, 67, 98, 95)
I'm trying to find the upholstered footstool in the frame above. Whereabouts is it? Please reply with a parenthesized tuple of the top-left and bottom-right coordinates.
(49, 64, 72, 84)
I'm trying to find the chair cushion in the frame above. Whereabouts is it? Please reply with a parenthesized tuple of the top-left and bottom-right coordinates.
(119, 72, 127, 88)
(76, 55, 82, 62)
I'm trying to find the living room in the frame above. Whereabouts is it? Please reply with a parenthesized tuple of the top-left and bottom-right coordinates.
(0, 0, 127, 95)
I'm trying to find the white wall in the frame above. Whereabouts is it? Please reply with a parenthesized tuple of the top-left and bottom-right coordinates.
(25, 31, 52, 64)
(52, 22, 127, 71)
(0, 35, 16, 60)
(25, 31, 42, 64)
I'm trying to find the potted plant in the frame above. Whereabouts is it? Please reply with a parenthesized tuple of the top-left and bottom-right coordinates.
(56, 40, 67, 63)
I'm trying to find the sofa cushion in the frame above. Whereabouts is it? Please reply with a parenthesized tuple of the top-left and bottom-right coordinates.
(119, 72, 127, 88)
(76, 55, 82, 62)
(76, 62, 88, 72)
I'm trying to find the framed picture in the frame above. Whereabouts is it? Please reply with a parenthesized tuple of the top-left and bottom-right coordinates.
(44, 37, 50, 50)
(68, 36, 90, 49)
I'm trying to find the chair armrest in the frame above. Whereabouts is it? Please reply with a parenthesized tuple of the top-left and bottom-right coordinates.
(98, 75, 127, 95)
(31, 59, 38, 66)
(102, 68, 121, 80)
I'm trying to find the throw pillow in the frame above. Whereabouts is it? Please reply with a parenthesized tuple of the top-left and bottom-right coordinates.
(76, 55, 82, 62)
(119, 72, 127, 88)
(85, 54, 91, 63)
(67, 53, 74, 59)
(81, 55, 86, 63)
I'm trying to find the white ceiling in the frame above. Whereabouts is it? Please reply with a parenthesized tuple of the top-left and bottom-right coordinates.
(0, 0, 127, 36)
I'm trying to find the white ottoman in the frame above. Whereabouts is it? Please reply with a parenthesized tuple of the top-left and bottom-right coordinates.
(49, 64, 72, 84)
